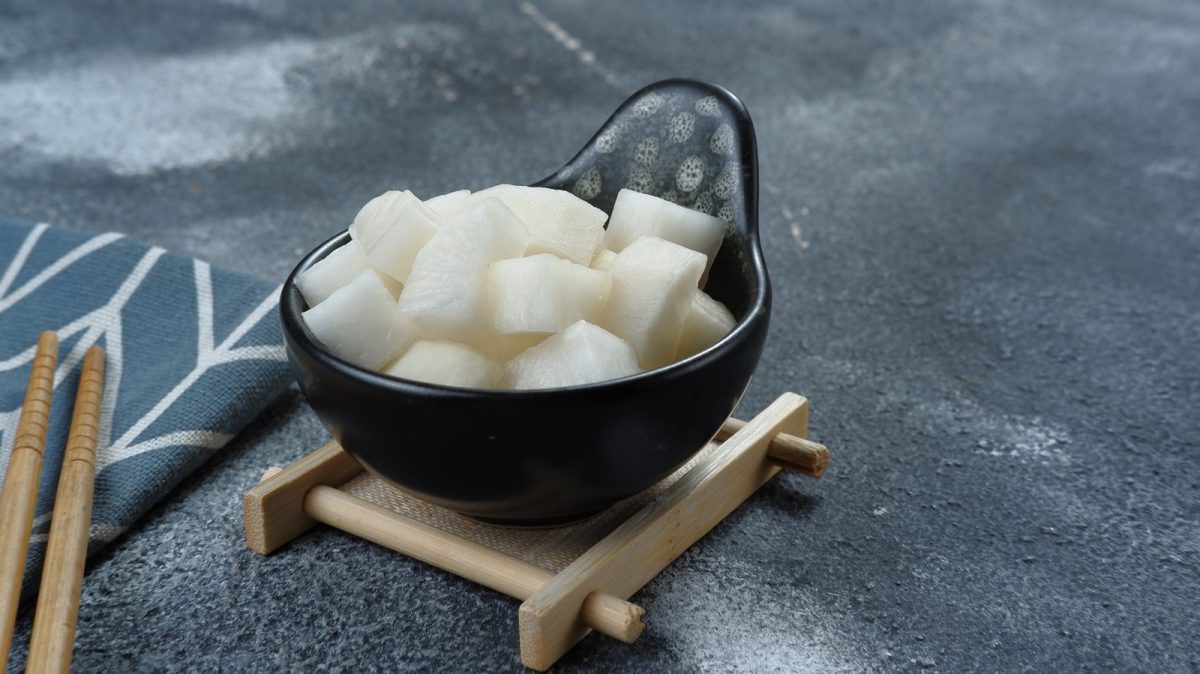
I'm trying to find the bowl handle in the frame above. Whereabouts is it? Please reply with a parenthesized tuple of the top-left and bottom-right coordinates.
(534, 79, 761, 243)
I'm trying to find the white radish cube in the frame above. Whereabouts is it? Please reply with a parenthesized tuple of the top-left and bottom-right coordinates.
(361, 198, 440, 285)
(384, 340, 502, 389)
(506, 321, 640, 390)
(487, 333, 549, 361)
(600, 236, 705, 369)
(424, 189, 471, 219)
(348, 190, 420, 247)
(463, 332, 548, 362)
(398, 198, 528, 346)
(676, 290, 736, 359)
(469, 185, 606, 264)
(488, 254, 611, 335)
(590, 248, 617, 271)
(374, 271, 403, 299)
(605, 188, 726, 277)
(295, 240, 370, 307)
(302, 270, 415, 370)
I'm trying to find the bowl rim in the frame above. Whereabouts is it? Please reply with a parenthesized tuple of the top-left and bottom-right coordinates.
(280, 79, 770, 400)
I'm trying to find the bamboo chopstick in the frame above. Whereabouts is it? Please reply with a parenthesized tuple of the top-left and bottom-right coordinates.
(26, 345, 105, 674)
(0, 331, 59, 671)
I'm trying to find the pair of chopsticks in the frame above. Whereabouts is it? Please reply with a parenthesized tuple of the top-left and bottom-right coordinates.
(0, 331, 106, 674)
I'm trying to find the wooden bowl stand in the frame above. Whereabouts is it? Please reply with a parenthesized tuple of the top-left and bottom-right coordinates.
(243, 392, 828, 670)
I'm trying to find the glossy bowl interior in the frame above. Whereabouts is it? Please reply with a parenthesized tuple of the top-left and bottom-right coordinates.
(281, 79, 771, 524)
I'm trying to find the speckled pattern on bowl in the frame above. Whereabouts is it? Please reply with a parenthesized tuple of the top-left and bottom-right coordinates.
(280, 79, 770, 524)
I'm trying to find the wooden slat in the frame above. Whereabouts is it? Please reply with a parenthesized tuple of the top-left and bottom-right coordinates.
(517, 393, 809, 670)
(242, 441, 363, 555)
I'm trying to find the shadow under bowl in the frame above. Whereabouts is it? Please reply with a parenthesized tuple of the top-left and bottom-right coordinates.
(280, 79, 771, 525)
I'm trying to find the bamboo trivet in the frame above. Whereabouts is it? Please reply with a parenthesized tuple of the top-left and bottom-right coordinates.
(244, 392, 828, 670)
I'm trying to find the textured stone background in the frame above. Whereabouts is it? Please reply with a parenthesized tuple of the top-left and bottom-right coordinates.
(3, 0, 1199, 671)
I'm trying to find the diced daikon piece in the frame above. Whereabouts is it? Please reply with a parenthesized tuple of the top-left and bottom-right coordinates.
(349, 190, 421, 247)
(384, 340, 502, 389)
(676, 290, 736, 359)
(375, 271, 403, 299)
(295, 240, 370, 307)
(361, 198, 440, 284)
(302, 270, 415, 370)
(506, 321, 640, 390)
(605, 188, 726, 278)
(424, 190, 471, 219)
(468, 185, 606, 264)
(599, 236, 705, 369)
(487, 333, 549, 361)
(488, 254, 611, 335)
(398, 198, 528, 346)
(464, 332, 548, 362)
(590, 248, 617, 271)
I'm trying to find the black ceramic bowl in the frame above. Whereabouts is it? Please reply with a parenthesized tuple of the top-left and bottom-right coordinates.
(281, 79, 771, 525)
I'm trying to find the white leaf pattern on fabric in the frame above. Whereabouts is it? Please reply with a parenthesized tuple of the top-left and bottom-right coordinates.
(0, 218, 291, 600)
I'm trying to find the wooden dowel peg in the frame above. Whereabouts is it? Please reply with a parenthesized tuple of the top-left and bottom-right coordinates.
(717, 417, 829, 478)
(27, 346, 105, 674)
(0, 331, 59, 671)
(304, 486, 646, 643)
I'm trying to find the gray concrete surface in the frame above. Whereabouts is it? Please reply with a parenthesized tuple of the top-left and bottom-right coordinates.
(3, 0, 1199, 671)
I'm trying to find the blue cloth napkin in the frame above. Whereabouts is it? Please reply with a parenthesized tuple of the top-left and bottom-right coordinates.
(0, 218, 290, 597)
